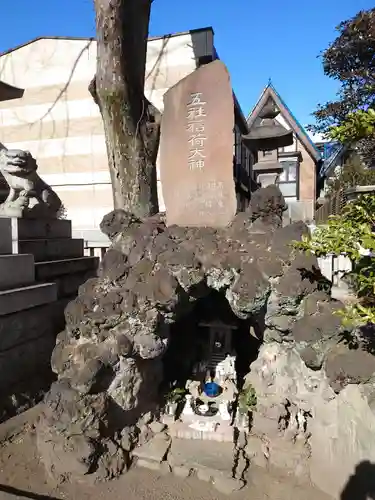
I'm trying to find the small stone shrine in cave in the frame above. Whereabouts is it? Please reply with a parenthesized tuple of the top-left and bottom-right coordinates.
(163, 315, 240, 441)
(159, 285, 261, 442)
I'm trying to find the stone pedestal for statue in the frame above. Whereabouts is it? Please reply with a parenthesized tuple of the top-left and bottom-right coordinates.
(0, 215, 98, 422)
(0, 215, 99, 421)
(0, 217, 84, 263)
(0, 146, 99, 422)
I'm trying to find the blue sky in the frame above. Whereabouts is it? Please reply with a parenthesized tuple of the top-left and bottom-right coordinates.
(0, 0, 372, 128)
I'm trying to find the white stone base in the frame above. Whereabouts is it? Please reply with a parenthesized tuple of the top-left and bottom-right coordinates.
(167, 420, 234, 443)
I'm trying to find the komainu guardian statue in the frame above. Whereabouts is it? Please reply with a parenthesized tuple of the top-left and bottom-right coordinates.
(0, 145, 62, 218)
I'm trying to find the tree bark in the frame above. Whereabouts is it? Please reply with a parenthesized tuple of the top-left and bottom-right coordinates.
(91, 0, 161, 218)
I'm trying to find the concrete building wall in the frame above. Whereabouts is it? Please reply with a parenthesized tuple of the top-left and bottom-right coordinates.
(0, 35, 198, 244)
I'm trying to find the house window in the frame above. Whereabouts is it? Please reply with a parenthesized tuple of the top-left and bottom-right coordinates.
(278, 160, 298, 198)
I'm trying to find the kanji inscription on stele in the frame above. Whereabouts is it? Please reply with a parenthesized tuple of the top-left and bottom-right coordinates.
(159, 60, 236, 228)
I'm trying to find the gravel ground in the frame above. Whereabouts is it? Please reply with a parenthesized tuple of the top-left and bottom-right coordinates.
(0, 424, 332, 500)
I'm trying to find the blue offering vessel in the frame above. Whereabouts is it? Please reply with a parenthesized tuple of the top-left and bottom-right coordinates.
(203, 381, 220, 398)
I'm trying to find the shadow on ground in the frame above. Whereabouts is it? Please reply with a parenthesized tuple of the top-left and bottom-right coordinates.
(0, 484, 59, 500)
(341, 460, 375, 500)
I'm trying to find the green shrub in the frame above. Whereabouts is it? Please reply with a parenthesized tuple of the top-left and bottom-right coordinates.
(293, 194, 375, 326)
(238, 384, 257, 414)
(166, 387, 187, 404)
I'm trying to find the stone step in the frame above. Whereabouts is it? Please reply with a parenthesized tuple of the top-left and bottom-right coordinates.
(167, 438, 243, 493)
(0, 297, 68, 352)
(0, 217, 72, 240)
(0, 218, 72, 255)
(0, 334, 55, 390)
(35, 256, 98, 280)
(35, 257, 98, 298)
(18, 238, 84, 262)
(0, 254, 35, 290)
(0, 283, 57, 316)
(52, 271, 96, 298)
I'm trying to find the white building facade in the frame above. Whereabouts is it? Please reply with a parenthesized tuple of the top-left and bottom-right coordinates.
(0, 29, 216, 245)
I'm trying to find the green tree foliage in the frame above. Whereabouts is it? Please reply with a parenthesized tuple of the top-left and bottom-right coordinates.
(309, 9, 375, 165)
(330, 109, 375, 144)
(294, 194, 375, 326)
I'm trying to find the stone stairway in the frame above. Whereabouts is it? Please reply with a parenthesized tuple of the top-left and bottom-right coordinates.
(0, 217, 99, 422)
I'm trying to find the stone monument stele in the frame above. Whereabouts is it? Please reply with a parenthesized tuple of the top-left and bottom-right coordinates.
(159, 60, 237, 228)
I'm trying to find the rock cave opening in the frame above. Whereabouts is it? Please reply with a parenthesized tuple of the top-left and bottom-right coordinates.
(161, 289, 263, 435)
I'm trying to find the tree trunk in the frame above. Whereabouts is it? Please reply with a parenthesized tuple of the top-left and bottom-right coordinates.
(91, 0, 161, 218)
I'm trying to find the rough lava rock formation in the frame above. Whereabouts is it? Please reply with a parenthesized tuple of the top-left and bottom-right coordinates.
(36, 185, 375, 498)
